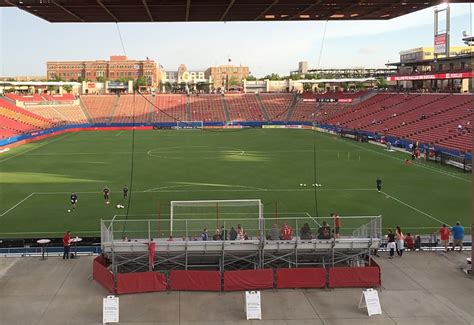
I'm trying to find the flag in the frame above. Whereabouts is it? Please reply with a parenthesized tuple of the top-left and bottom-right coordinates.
(146, 56, 150, 60)
(228, 57, 232, 63)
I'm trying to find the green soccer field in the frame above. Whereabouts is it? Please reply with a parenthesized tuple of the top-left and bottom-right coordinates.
(0, 129, 471, 238)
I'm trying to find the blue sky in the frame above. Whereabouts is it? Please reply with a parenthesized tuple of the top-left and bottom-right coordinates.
(0, 3, 472, 78)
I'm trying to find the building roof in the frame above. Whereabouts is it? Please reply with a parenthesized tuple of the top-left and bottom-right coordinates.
(386, 52, 474, 67)
(1, 0, 465, 23)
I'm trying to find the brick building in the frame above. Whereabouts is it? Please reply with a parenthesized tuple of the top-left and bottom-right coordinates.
(205, 65, 250, 89)
(46, 55, 160, 87)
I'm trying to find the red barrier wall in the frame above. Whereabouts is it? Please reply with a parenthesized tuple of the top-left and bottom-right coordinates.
(92, 256, 115, 293)
(224, 269, 274, 291)
(116, 272, 167, 294)
(328, 266, 380, 288)
(276, 268, 327, 289)
(170, 270, 221, 291)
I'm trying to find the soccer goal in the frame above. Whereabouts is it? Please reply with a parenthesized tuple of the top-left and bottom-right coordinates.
(176, 121, 204, 129)
(170, 199, 263, 237)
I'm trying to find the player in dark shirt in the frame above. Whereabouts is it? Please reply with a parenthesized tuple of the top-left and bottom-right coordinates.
(103, 187, 110, 204)
(123, 185, 129, 199)
(70, 192, 77, 209)
(376, 178, 382, 192)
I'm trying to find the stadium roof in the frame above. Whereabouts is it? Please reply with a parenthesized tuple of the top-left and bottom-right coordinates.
(1, 0, 466, 23)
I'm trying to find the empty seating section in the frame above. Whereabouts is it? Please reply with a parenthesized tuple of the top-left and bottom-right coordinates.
(6, 93, 75, 103)
(81, 95, 116, 123)
(112, 95, 151, 123)
(189, 95, 226, 122)
(259, 93, 294, 120)
(0, 115, 35, 135)
(225, 94, 264, 121)
(22, 105, 88, 124)
(152, 95, 187, 122)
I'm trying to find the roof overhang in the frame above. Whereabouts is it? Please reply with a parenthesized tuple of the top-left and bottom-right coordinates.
(1, 0, 466, 23)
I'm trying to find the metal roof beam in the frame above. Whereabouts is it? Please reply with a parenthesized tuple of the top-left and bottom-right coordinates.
(96, 0, 119, 22)
(185, 0, 191, 21)
(52, 0, 85, 22)
(290, 0, 322, 20)
(142, 0, 154, 22)
(254, 0, 279, 21)
(220, 0, 235, 21)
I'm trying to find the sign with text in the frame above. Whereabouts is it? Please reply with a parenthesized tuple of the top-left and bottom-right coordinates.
(358, 289, 382, 316)
(103, 295, 119, 324)
(434, 33, 447, 54)
(245, 291, 262, 320)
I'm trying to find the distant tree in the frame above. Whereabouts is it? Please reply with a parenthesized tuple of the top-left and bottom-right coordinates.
(245, 75, 257, 81)
(134, 76, 147, 90)
(263, 73, 281, 81)
(303, 83, 313, 92)
(228, 76, 240, 86)
(63, 85, 72, 93)
(377, 78, 388, 88)
(96, 76, 106, 83)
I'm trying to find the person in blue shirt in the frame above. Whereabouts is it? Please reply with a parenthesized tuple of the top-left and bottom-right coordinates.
(201, 228, 209, 241)
(451, 222, 464, 252)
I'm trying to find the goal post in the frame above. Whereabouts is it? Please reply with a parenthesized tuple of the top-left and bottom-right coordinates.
(176, 121, 204, 129)
(170, 199, 263, 237)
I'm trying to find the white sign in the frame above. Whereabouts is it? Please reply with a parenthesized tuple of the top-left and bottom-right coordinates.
(245, 291, 262, 320)
(103, 295, 119, 324)
(358, 289, 382, 316)
(434, 33, 447, 54)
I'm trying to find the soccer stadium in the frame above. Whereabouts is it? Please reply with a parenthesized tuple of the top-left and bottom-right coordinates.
(0, 1, 473, 324)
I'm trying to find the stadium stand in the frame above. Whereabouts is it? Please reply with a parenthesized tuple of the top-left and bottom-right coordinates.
(259, 93, 295, 121)
(224, 94, 264, 121)
(6, 93, 75, 103)
(189, 94, 226, 122)
(112, 94, 152, 123)
(151, 94, 187, 122)
(22, 104, 88, 124)
(80, 95, 116, 123)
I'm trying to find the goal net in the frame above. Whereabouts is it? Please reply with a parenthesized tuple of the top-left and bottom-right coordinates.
(170, 199, 263, 238)
(176, 121, 204, 129)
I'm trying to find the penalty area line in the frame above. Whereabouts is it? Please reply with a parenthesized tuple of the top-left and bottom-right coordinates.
(0, 193, 35, 217)
(381, 191, 449, 226)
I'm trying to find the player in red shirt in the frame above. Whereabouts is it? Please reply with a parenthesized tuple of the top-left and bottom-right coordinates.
(405, 233, 414, 251)
(62, 231, 71, 259)
(280, 223, 293, 240)
(438, 224, 450, 252)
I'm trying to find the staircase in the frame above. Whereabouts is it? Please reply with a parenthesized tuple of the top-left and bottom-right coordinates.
(255, 94, 270, 121)
(185, 95, 192, 120)
(78, 97, 94, 124)
(107, 95, 120, 125)
(146, 95, 155, 123)
(221, 95, 231, 122)
(285, 93, 298, 121)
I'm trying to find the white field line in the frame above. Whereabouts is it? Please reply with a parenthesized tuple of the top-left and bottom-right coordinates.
(305, 212, 321, 226)
(0, 133, 75, 163)
(115, 130, 124, 136)
(336, 137, 471, 183)
(33, 188, 375, 195)
(381, 191, 449, 226)
(0, 193, 35, 217)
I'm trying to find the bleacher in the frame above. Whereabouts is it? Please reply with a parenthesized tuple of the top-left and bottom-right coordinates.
(80, 95, 116, 123)
(259, 93, 294, 120)
(224, 94, 264, 121)
(151, 94, 187, 123)
(6, 93, 75, 103)
(112, 94, 151, 123)
(189, 94, 226, 122)
(22, 105, 88, 124)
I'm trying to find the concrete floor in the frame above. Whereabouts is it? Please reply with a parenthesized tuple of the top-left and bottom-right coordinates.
(0, 251, 472, 325)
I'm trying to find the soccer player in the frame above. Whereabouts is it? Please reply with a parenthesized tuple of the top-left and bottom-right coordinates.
(123, 185, 129, 199)
(103, 187, 111, 204)
(376, 178, 382, 192)
(70, 192, 77, 210)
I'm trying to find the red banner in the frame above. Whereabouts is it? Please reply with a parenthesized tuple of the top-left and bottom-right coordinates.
(224, 269, 274, 291)
(92, 256, 115, 293)
(116, 272, 167, 294)
(170, 270, 221, 291)
(328, 267, 380, 288)
(276, 268, 327, 289)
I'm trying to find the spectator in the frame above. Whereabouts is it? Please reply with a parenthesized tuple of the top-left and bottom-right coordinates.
(395, 226, 405, 256)
(333, 213, 341, 238)
(414, 235, 422, 251)
(280, 223, 293, 240)
(237, 224, 245, 240)
(201, 228, 209, 241)
(62, 231, 72, 260)
(451, 222, 464, 252)
(317, 221, 331, 239)
(270, 224, 279, 240)
(212, 229, 222, 241)
(386, 229, 396, 259)
(167, 235, 174, 241)
(220, 225, 228, 240)
(300, 223, 312, 240)
(405, 233, 414, 251)
(229, 227, 237, 240)
(438, 224, 450, 252)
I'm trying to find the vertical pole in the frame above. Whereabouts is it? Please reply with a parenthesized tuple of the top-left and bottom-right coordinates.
(274, 202, 278, 225)
(148, 220, 151, 241)
(216, 202, 219, 230)
(170, 203, 174, 236)
(157, 201, 161, 237)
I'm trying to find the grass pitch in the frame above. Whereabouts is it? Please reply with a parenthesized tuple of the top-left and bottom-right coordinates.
(0, 129, 471, 238)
